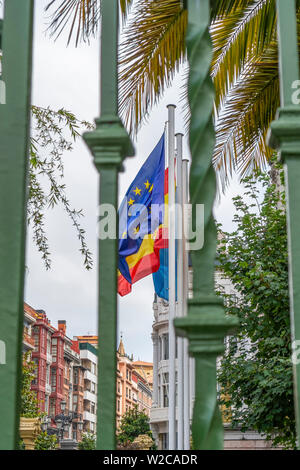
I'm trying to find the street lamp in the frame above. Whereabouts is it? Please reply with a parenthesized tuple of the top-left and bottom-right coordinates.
(41, 415, 51, 433)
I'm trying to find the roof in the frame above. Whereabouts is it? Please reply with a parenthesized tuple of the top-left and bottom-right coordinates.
(24, 302, 38, 320)
(75, 335, 98, 346)
(118, 338, 125, 356)
(79, 341, 98, 356)
(133, 361, 153, 367)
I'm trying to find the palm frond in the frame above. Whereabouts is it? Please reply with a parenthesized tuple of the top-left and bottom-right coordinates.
(212, 0, 254, 18)
(46, 0, 100, 45)
(119, 0, 187, 135)
(119, 0, 133, 18)
(212, 0, 277, 109)
(46, 0, 133, 46)
(213, 41, 279, 188)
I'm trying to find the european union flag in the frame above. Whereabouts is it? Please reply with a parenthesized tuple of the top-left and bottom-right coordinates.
(118, 134, 165, 295)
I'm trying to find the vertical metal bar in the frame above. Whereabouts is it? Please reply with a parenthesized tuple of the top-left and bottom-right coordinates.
(276, 0, 299, 107)
(0, 0, 34, 450)
(182, 158, 190, 450)
(83, 0, 134, 450)
(174, 0, 238, 449)
(176, 133, 184, 450)
(269, 0, 300, 448)
(167, 104, 176, 450)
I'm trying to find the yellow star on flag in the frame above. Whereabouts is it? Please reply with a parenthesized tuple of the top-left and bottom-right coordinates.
(144, 180, 150, 189)
(133, 226, 140, 235)
(128, 198, 134, 206)
(133, 187, 141, 196)
(149, 184, 153, 193)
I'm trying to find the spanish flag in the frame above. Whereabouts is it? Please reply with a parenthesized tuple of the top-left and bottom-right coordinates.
(118, 135, 166, 296)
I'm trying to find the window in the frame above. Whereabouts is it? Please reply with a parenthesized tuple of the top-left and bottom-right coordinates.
(91, 402, 95, 414)
(33, 327, 39, 352)
(49, 398, 56, 417)
(161, 433, 169, 450)
(51, 368, 56, 392)
(162, 334, 169, 360)
(46, 365, 50, 386)
(74, 368, 78, 385)
(162, 373, 169, 407)
(32, 358, 38, 385)
(158, 336, 162, 360)
(47, 333, 51, 355)
(51, 339, 57, 362)
(58, 370, 62, 393)
(41, 328, 46, 354)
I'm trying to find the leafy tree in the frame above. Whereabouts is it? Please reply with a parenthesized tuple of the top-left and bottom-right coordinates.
(20, 352, 40, 418)
(78, 432, 96, 450)
(46, 0, 300, 184)
(34, 431, 58, 450)
(29, 106, 93, 270)
(117, 405, 155, 447)
(216, 167, 295, 449)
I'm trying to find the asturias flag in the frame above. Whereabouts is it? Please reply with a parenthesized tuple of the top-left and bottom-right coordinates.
(118, 135, 165, 296)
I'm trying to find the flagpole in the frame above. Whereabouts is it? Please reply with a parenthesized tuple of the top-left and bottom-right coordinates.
(182, 158, 190, 450)
(167, 104, 176, 450)
(176, 133, 184, 450)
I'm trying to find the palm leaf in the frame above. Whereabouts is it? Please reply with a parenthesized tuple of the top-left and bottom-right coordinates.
(212, 0, 277, 109)
(46, 0, 133, 46)
(213, 41, 279, 188)
(119, 0, 187, 135)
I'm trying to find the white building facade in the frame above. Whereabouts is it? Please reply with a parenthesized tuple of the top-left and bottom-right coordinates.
(79, 342, 98, 434)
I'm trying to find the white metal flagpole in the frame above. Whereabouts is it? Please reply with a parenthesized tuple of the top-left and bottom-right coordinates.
(167, 104, 176, 450)
(176, 132, 184, 450)
(182, 158, 190, 450)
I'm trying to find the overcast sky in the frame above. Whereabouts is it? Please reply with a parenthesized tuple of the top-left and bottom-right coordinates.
(19, 1, 247, 362)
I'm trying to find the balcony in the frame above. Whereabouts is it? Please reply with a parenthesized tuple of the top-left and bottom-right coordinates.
(84, 390, 95, 402)
(150, 407, 168, 424)
(23, 332, 34, 350)
(83, 411, 96, 423)
(84, 369, 96, 382)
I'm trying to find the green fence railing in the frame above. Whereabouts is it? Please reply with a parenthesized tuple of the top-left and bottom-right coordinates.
(0, 0, 35, 450)
(269, 0, 300, 449)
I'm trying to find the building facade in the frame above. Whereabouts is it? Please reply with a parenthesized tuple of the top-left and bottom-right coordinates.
(77, 341, 98, 434)
(26, 305, 84, 441)
(23, 303, 36, 353)
(24, 307, 152, 441)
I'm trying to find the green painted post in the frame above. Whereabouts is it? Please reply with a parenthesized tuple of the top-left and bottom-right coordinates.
(268, 0, 300, 448)
(174, 0, 238, 449)
(83, 0, 134, 450)
(0, 0, 34, 450)
(0, 20, 3, 50)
